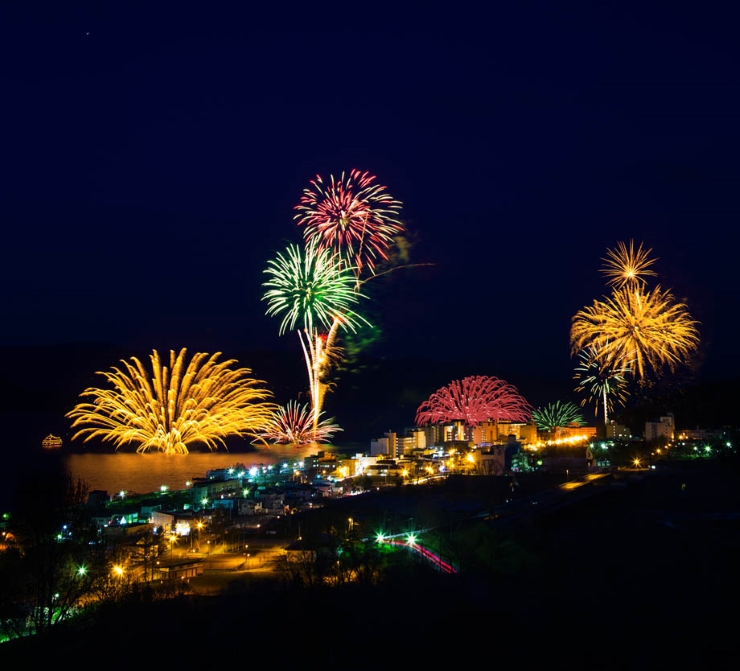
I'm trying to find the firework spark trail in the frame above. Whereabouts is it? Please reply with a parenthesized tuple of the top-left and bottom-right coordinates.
(66, 349, 277, 455)
(415, 375, 533, 427)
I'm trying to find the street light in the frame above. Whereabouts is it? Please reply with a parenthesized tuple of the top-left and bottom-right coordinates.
(168, 533, 177, 559)
(196, 520, 204, 552)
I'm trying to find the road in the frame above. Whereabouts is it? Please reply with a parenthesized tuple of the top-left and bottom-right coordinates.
(478, 471, 619, 526)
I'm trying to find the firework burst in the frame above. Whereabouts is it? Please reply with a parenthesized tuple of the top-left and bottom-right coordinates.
(262, 237, 369, 336)
(294, 169, 404, 277)
(415, 375, 533, 427)
(600, 239, 658, 289)
(570, 285, 700, 381)
(573, 344, 630, 426)
(256, 401, 342, 445)
(531, 401, 585, 432)
(263, 237, 371, 432)
(66, 349, 277, 455)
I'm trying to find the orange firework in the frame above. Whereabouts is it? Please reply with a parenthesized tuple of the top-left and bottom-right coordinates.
(570, 285, 700, 381)
(67, 349, 277, 454)
(599, 240, 658, 289)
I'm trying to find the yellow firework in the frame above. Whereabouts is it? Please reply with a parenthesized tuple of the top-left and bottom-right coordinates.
(599, 240, 658, 289)
(66, 349, 278, 455)
(570, 285, 700, 381)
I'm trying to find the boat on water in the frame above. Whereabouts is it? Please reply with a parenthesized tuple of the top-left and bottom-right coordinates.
(42, 434, 63, 450)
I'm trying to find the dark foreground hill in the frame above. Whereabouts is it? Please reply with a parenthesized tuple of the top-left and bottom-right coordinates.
(3, 463, 740, 669)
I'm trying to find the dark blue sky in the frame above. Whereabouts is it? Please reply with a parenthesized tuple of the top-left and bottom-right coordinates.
(2, 2, 739, 391)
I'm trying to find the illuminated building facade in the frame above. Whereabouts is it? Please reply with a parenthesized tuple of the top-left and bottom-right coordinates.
(645, 413, 675, 442)
(606, 421, 631, 439)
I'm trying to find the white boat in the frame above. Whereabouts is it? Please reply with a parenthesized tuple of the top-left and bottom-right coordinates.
(42, 434, 63, 450)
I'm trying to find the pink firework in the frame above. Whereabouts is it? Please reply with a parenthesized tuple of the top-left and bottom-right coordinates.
(415, 375, 533, 426)
(255, 401, 342, 445)
(294, 169, 403, 276)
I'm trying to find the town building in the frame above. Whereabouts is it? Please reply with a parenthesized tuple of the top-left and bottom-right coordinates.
(606, 421, 632, 440)
(646, 413, 675, 442)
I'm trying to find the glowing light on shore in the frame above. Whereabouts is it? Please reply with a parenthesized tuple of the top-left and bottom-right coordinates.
(526, 434, 592, 451)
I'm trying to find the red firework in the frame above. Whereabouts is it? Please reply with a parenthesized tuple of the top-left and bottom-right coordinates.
(294, 169, 403, 276)
(415, 375, 533, 426)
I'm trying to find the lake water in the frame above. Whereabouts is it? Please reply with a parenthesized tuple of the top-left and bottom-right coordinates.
(1, 410, 362, 510)
(63, 445, 328, 496)
(2, 440, 349, 511)
(64, 447, 324, 494)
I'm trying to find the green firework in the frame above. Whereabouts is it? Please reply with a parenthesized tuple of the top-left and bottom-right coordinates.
(262, 237, 371, 336)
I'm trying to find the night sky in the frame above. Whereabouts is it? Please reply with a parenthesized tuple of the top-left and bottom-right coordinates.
(3, 2, 739, 395)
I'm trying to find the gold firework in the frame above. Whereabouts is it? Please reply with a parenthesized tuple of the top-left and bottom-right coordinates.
(599, 240, 658, 289)
(570, 285, 700, 381)
(66, 349, 278, 455)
